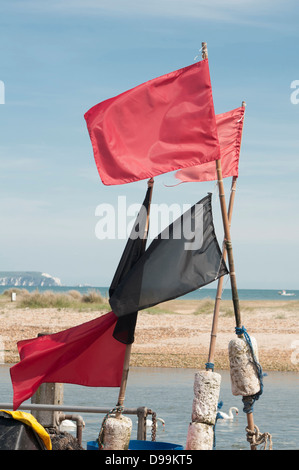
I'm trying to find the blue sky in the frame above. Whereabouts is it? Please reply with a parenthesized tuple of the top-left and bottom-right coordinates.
(0, 0, 298, 289)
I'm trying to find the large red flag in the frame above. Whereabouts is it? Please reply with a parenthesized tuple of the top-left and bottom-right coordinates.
(84, 59, 220, 185)
(175, 106, 245, 183)
(10, 312, 126, 410)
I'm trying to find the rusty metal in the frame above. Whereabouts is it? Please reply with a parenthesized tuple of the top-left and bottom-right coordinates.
(151, 411, 157, 441)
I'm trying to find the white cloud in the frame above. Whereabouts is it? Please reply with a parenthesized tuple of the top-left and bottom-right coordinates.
(0, 197, 51, 215)
(0, 156, 45, 172)
(4, 0, 294, 24)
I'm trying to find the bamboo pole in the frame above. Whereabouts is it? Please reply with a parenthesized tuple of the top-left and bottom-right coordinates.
(206, 100, 246, 367)
(206, 175, 237, 369)
(116, 178, 154, 414)
(202, 40, 242, 328)
(202, 43, 256, 449)
(216, 151, 257, 450)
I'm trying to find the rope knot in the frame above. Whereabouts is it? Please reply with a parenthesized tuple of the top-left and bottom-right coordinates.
(246, 425, 273, 450)
(235, 325, 246, 336)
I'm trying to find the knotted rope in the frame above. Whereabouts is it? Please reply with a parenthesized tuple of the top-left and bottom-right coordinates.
(235, 325, 264, 413)
(235, 326, 273, 449)
(97, 405, 124, 449)
(213, 400, 224, 450)
(246, 425, 273, 450)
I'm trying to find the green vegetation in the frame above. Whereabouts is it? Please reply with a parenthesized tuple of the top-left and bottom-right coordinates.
(194, 298, 215, 315)
(220, 307, 234, 317)
(0, 288, 109, 311)
(1, 289, 298, 318)
(143, 305, 174, 315)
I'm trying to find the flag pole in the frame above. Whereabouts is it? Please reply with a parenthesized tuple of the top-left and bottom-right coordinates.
(206, 175, 237, 369)
(206, 101, 246, 369)
(116, 177, 154, 414)
(202, 42, 256, 450)
(202, 41, 242, 327)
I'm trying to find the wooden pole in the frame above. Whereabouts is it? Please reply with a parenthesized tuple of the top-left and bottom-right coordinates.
(206, 100, 246, 368)
(206, 175, 237, 369)
(202, 42, 256, 450)
(116, 178, 154, 414)
(203, 42, 242, 327)
(202, 42, 241, 330)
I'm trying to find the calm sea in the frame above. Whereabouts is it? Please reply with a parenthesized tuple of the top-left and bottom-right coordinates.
(0, 286, 298, 301)
(0, 365, 298, 450)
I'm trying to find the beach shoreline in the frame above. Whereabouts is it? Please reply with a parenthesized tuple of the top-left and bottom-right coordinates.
(1, 293, 298, 372)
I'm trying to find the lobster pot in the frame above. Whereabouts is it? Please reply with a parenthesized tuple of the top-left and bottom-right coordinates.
(228, 336, 260, 396)
(101, 415, 132, 450)
(192, 371, 221, 425)
(186, 422, 214, 450)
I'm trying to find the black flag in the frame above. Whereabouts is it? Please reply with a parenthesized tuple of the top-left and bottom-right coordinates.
(110, 193, 228, 317)
(110, 186, 152, 344)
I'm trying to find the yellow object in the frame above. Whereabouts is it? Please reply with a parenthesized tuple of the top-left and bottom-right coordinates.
(0, 410, 52, 450)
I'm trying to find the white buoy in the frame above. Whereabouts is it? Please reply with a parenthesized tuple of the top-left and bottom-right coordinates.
(186, 370, 221, 450)
(192, 371, 221, 425)
(186, 422, 214, 450)
(228, 336, 260, 396)
(100, 415, 132, 450)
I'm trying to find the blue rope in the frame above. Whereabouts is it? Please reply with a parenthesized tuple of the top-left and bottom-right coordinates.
(216, 400, 223, 420)
(213, 400, 224, 450)
(235, 326, 264, 414)
(205, 362, 214, 371)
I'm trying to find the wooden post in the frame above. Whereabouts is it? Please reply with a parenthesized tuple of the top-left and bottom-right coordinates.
(31, 333, 64, 429)
(202, 42, 256, 450)
(116, 178, 154, 414)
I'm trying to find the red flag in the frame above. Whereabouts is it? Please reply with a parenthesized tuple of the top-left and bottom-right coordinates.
(175, 106, 245, 183)
(10, 312, 126, 410)
(84, 59, 220, 185)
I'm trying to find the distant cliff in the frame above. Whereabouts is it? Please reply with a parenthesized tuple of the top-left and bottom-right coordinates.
(0, 271, 62, 287)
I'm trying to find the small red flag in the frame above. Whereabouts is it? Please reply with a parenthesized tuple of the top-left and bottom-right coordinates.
(84, 59, 220, 185)
(175, 106, 245, 183)
(10, 312, 126, 410)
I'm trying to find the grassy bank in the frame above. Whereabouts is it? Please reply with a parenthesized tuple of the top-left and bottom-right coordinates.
(0, 288, 109, 311)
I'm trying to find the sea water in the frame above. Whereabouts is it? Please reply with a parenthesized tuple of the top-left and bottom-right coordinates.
(0, 365, 298, 450)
